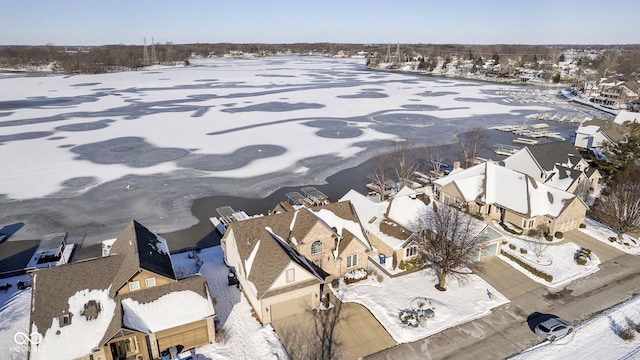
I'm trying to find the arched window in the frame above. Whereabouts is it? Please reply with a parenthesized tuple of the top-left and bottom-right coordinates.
(311, 240, 323, 255)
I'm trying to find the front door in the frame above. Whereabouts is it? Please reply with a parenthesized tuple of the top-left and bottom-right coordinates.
(110, 336, 141, 360)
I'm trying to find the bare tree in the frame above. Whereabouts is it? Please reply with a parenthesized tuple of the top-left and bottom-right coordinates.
(412, 202, 486, 291)
(394, 141, 419, 189)
(368, 152, 392, 201)
(529, 224, 550, 261)
(593, 164, 640, 235)
(423, 143, 451, 179)
(459, 128, 490, 168)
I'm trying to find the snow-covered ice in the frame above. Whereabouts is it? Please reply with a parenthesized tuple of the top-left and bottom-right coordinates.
(0, 56, 592, 242)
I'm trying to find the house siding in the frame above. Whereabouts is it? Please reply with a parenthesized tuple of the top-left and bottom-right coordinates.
(261, 283, 320, 324)
(117, 269, 174, 296)
(549, 197, 587, 233)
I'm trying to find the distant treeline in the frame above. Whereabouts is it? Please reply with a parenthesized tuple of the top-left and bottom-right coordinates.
(0, 43, 639, 75)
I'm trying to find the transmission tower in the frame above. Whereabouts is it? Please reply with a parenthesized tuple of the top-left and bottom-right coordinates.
(151, 37, 157, 64)
(143, 37, 149, 65)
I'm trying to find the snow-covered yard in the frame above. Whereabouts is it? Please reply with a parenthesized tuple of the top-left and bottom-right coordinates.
(330, 267, 509, 343)
(511, 295, 640, 359)
(580, 218, 640, 255)
(0, 248, 287, 360)
(499, 235, 601, 289)
(171, 246, 288, 359)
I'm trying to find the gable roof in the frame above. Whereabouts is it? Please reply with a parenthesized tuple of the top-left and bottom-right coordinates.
(577, 118, 626, 143)
(225, 214, 323, 300)
(109, 220, 176, 296)
(524, 141, 584, 171)
(435, 162, 580, 218)
(29, 220, 207, 360)
(224, 201, 370, 297)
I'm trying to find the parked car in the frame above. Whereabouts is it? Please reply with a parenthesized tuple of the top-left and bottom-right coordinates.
(535, 317, 574, 341)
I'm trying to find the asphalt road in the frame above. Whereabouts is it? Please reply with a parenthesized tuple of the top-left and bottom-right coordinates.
(366, 230, 640, 359)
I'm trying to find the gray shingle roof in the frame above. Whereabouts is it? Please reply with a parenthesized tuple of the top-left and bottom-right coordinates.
(526, 141, 583, 171)
(110, 220, 176, 296)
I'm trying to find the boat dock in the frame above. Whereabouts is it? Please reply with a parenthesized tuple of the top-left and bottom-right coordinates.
(210, 206, 251, 235)
(513, 137, 539, 145)
(494, 144, 520, 156)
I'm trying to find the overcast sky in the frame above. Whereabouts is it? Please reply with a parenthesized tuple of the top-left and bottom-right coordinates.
(1, 0, 638, 46)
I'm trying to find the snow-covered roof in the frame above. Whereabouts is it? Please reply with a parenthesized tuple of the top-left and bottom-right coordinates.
(30, 288, 116, 360)
(614, 110, 640, 125)
(435, 162, 578, 218)
(340, 190, 408, 250)
(122, 289, 215, 333)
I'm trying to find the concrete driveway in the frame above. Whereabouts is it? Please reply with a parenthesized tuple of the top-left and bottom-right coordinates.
(272, 300, 396, 360)
(562, 229, 625, 263)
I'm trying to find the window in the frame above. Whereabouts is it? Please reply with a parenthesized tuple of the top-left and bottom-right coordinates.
(145, 277, 156, 288)
(128, 280, 140, 291)
(529, 219, 535, 228)
(405, 246, 418, 258)
(286, 268, 295, 283)
(443, 195, 450, 205)
(311, 240, 323, 255)
(62, 314, 71, 325)
(346, 254, 358, 268)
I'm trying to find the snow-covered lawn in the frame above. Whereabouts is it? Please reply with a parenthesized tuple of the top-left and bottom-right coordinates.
(171, 246, 288, 359)
(499, 235, 601, 289)
(0, 274, 32, 360)
(330, 267, 508, 343)
(511, 295, 640, 359)
(580, 218, 640, 255)
(0, 248, 286, 360)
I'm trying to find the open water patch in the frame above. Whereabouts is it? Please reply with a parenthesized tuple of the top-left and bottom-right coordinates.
(71, 82, 101, 87)
(71, 137, 189, 167)
(47, 136, 66, 140)
(337, 91, 389, 99)
(401, 104, 439, 111)
(373, 113, 439, 125)
(316, 128, 363, 138)
(0, 131, 54, 143)
(220, 101, 324, 113)
(415, 91, 458, 97)
(55, 119, 114, 132)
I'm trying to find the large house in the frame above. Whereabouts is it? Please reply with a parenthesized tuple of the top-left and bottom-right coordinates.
(503, 141, 601, 194)
(342, 187, 503, 269)
(28, 220, 216, 360)
(573, 118, 626, 152)
(221, 201, 372, 325)
(433, 161, 588, 234)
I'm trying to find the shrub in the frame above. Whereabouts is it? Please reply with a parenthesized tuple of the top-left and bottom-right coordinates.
(398, 260, 406, 270)
(502, 240, 508, 245)
(509, 244, 517, 250)
(501, 250, 553, 282)
(576, 256, 587, 265)
(579, 223, 586, 229)
(403, 257, 424, 271)
(546, 235, 553, 242)
(624, 242, 630, 246)
(520, 248, 528, 254)
(609, 237, 617, 243)
(331, 278, 340, 289)
(376, 274, 384, 283)
(618, 326, 636, 341)
(555, 231, 564, 239)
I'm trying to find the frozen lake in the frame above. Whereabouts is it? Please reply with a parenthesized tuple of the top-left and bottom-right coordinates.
(0, 56, 608, 247)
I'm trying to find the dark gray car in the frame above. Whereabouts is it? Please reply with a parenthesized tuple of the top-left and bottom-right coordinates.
(535, 318, 574, 341)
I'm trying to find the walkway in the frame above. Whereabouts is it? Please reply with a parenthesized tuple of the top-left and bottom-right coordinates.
(272, 300, 395, 360)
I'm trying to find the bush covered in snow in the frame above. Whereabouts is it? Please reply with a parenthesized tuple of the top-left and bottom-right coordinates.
(501, 250, 553, 282)
(344, 268, 368, 284)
